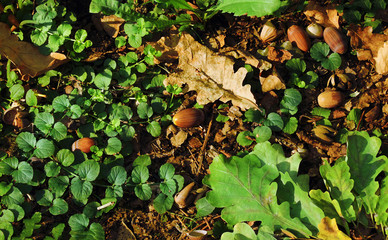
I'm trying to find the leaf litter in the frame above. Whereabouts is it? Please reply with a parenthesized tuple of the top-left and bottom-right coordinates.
(0, 22, 68, 79)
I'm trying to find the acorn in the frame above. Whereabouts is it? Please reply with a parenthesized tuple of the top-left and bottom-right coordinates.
(323, 27, 347, 54)
(72, 137, 95, 153)
(173, 108, 204, 128)
(260, 21, 279, 43)
(317, 89, 344, 108)
(287, 25, 311, 52)
(306, 23, 323, 38)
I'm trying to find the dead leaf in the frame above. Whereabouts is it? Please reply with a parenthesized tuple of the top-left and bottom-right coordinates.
(348, 26, 388, 57)
(163, 33, 259, 110)
(259, 69, 286, 92)
(93, 14, 125, 38)
(117, 220, 136, 240)
(317, 217, 351, 240)
(375, 41, 388, 74)
(170, 130, 188, 147)
(267, 46, 292, 63)
(304, 2, 340, 28)
(0, 23, 68, 79)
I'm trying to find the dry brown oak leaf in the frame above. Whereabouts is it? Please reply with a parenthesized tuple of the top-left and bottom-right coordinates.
(163, 33, 259, 110)
(0, 22, 68, 79)
(304, 1, 340, 29)
(347, 26, 388, 74)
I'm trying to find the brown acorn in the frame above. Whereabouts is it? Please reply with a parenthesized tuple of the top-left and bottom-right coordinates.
(287, 25, 311, 52)
(72, 137, 95, 153)
(173, 108, 204, 128)
(317, 89, 344, 108)
(323, 27, 347, 54)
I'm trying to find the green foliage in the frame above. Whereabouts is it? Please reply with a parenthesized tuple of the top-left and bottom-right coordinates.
(216, 0, 282, 17)
(286, 58, 318, 89)
(202, 131, 388, 238)
(310, 42, 342, 71)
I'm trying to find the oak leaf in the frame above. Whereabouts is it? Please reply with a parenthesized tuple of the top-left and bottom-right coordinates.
(317, 217, 351, 240)
(304, 2, 339, 29)
(375, 41, 388, 75)
(0, 23, 68, 79)
(163, 33, 259, 110)
(347, 26, 388, 74)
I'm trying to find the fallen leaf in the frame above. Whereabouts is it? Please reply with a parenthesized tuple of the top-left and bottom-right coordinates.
(317, 217, 351, 240)
(267, 46, 292, 63)
(375, 41, 388, 74)
(304, 2, 340, 28)
(259, 69, 286, 92)
(93, 14, 125, 38)
(163, 33, 259, 110)
(0, 23, 68, 79)
(170, 130, 188, 147)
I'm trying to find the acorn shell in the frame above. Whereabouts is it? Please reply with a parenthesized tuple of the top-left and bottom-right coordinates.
(72, 138, 95, 153)
(306, 23, 323, 38)
(323, 27, 347, 54)
(287, 25, 311, 52)
(317, 90, 344, 108)
(173, 108, 204, 128)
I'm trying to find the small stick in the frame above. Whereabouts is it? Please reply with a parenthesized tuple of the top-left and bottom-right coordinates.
(196, 109, 214, 176)
(97, 201, 115, 210)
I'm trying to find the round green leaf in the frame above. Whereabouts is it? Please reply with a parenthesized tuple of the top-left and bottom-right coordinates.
(236, 131, 254, 146)
(264, 112, 284, 132)
(253, 126, 272, 143)
(146, 121, 161, 137)
(77, 160, 100, 181)
(94, 69, 112, 90)
(56, 149, 74, 167)
(107, 166, 127, 185)
(160, 178, 177, 196)
(70, 105, 82, 119)
(16, 132, 36, 152)
(44, 161, 61, 177)
(48, 176, 69, 198)
(137, 102, 153, 119)
(8, 204, 25, 221)
(0, 182, 12, 196)
(0, 157, 18, 175)
(1, 186, 24, 207)
(153, 193, 173, 214)
(68, 213, 89, 231)
(89, 223, 105, 240)
(281, 88, 302, 110)
(105, 185, 123, 198)
(36, 189, 54, 206)
(282, 117, 298, 134)
(34, 139, 55, 158)
(159, 163, 175, 180)
(52, 95, 70, 112)
(83, 202, 99, 218)
(70, 177, 93, 201)
(132, 155, 151, 167)
(51, 122, 67, 141)
(34, 112, 54, 134)
(310, 42, 330, 61)
(286, 58, 306, 74)
(134, 184, 152, 200)
(321, 53, 342, 71)
(11, 161, 33, 183)
(105, 137, 122, 155)
(9, 84, 24, 101)
(131, 166, 149, 184)
(49, 198, 68, 215)
(26, 89, 38, 106)
(0, 209, 14, 222)
(136, 63, 147, 73)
